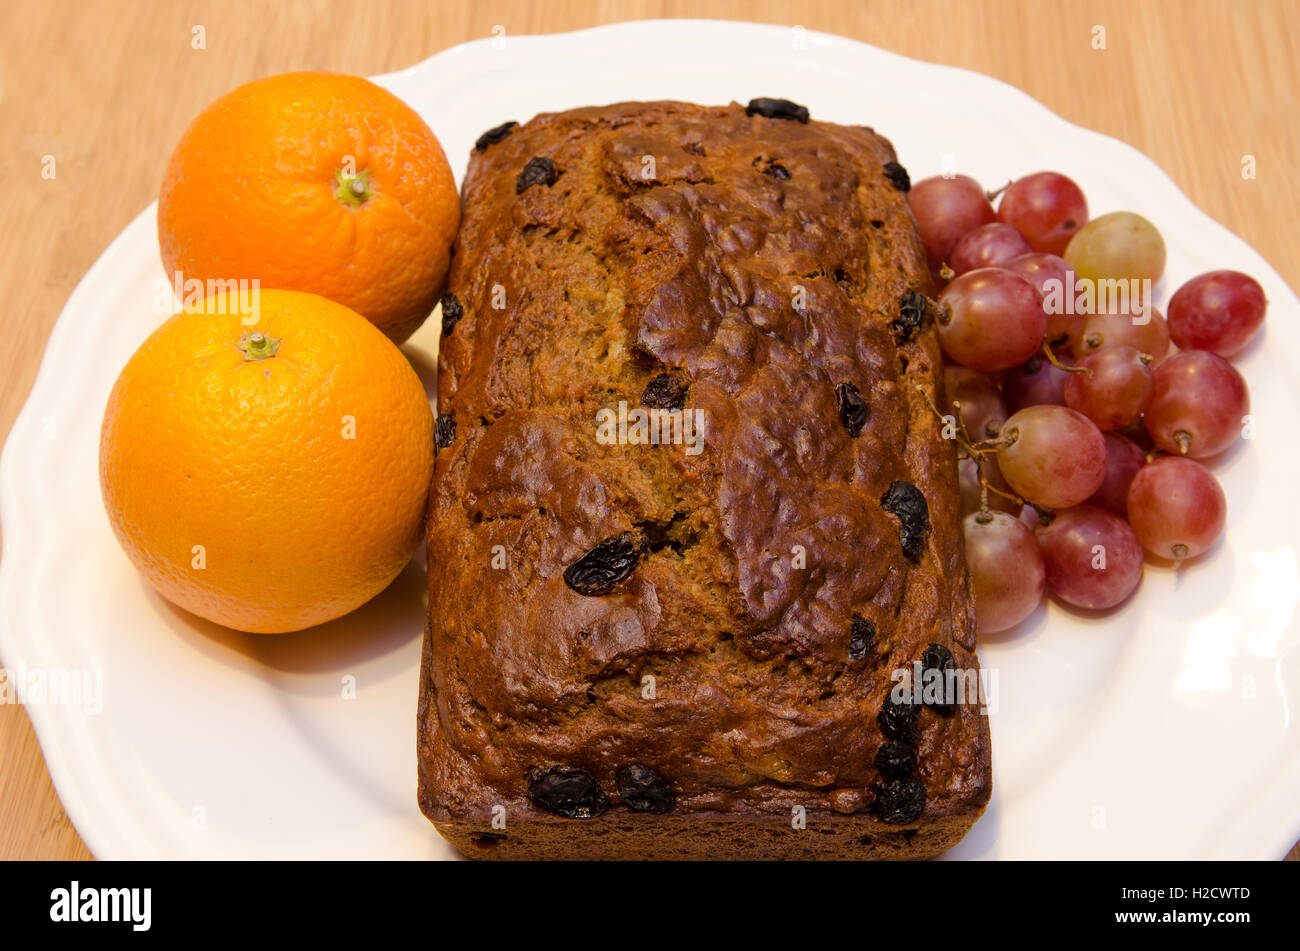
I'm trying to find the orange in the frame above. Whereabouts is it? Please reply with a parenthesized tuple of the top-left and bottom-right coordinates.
(99, 289, 435, 634)
(157, 72, 460, 343)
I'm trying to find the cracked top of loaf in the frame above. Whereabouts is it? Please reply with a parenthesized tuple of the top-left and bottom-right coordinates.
(419, 100, 989, 835)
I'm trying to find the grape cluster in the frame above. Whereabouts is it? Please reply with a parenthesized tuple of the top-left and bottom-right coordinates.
(909, 171, 1265, 633)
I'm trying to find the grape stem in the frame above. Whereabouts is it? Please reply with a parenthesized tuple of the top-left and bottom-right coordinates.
(985, 179, 1012, 201)
(975, 457, 1025, 513)
(916, 387, 984, 458)
(912, 384, 1025, 518)
(1027, 502, 1055, 527)
(1041, 341, 1090, 376)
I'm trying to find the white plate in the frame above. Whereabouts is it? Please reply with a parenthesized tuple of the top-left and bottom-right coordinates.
(3, 19, 1299, 860)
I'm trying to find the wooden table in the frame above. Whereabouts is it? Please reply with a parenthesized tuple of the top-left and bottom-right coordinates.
(1, 0, 1297, 861)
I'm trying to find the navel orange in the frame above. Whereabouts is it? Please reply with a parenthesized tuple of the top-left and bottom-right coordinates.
(157, 72, 460, 343)
(99, 289, 435, 633)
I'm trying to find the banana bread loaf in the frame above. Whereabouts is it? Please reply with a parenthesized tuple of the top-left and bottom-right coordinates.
(418, 99, 991, 860)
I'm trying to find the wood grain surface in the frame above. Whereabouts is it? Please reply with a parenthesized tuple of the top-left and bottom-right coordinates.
(1, 0, 1297, 861)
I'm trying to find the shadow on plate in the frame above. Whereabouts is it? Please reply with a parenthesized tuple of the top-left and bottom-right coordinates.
(976, 596, 1051, 647)
(152, 555, 428, 681)
(401, 344, 439, 405)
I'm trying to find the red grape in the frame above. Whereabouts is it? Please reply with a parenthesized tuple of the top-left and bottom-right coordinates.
(949, 223, 1032, 276)
(1144, 350, 1249, 458)
(944, 365, 1006, 441)
(996, 405, 1107, 509)
(936, 268, 1046, 372)
(1087, 432, 1147, 516)
(1005, 251, 1076, 345)
(996, 171, 1089, 255)
(1070, 306, 1170, 364)
(1035, 504, 1144, 609)
(1127, 456, 1226, 560)
(908, 175, 996, 273)
(959, 456, 1021, 516)
(964, 510, 1046, 633)
(1167, 270, 1267, 358)
(1003, 353, 1072, 412)
(1063, 345, 1154, 431)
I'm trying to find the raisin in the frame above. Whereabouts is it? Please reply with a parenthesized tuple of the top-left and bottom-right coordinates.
(641, 373, 688, 410)
(882, 161, 911, 192)
(891, 291, 928, 343)
(475, 120, 518, 152)
(876, 695, 921, 745)
(874, 740, 917, 778)
(752, 155, 791, 180)
(682, 141, 706, 156)
(440, 292, 464, 335)
(921, 643, 958, 716)
(435, 414, 456, 450)
(563, 532, 644, 595)
(835, 381, 869, 438)
(873, 777, 926, 823)
(516, 156, 561, 194)
(880, 480, 929, 562)
(528, 766, 609, 818)
(616, 764, 676, 814)
(745, 97, 810, 123)
(848, 614, 875, 660)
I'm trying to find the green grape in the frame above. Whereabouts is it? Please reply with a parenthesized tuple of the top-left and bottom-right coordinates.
(1064, 211, 1166, 287)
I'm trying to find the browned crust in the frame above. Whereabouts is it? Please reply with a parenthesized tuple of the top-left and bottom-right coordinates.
(431, 811, 983, 861)
(420, 100, 991, 859)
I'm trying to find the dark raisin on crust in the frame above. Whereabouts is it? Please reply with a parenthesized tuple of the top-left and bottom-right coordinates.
(527, 766, 609, 818)
(682, 141, 706, 156)
(615, 764, 676, 814)
(440, 292, 464, 335)
(752, 155, 792, 180)
(874, 740, 917, 778)
(880, 480, 930, 562)
(835, 381, 869, 438)
(475, 120, 518, 152)
(435, 414, 456, 450)
(848, 614, 875, 660)
(891, 290, 929, 343)
(745, 97, 810, 123)
(563, 532, 645, 595)
(873, 776, 926, 823)
(921, 643, 958, 716)
(882, 161, 911, 192)
(876, 695, 921, 744)
(516, 156, 561, 194)
(640, 373, 688, 409)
